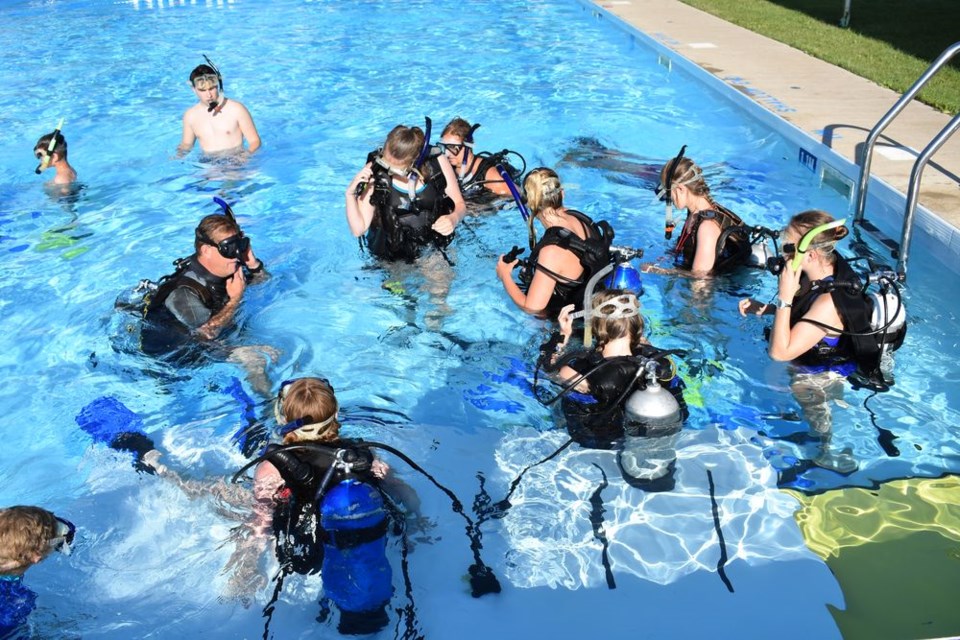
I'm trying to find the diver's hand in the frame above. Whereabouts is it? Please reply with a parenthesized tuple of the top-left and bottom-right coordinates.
(226, 265, 246, 301)
(738, 298, 769, 316)
(346, 163, 374, 199)
(778, 257, 802, 303)
(496, 255, 518, 281)
(557, 304, 575, 342)
(242, 245, 261, 271)
(431, 214, 457, 236)
(371, 459, 389, 479)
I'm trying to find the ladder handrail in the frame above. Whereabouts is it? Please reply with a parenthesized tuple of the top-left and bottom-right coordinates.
(897, 112, 960, 277)
(853, 41, 960, 224)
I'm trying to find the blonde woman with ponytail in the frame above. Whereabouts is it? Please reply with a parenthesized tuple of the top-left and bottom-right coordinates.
(496, 167, 608, 318)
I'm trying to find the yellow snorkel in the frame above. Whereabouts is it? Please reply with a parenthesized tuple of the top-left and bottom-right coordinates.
(35, 118, 64, 174)
(790, 218, 846, 271)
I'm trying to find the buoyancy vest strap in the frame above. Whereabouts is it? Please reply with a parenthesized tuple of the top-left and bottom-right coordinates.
(320, 518, 389, 550)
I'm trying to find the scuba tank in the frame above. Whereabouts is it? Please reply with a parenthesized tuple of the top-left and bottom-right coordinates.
(604, 251, 644, 295)
(617, 358, 683, 491)
(320, 475, 393, 633)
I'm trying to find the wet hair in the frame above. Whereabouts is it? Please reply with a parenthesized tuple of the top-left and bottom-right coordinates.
(34, 131, 67, 160)
(660, 156, 719, 209)
(591, 289, 646, 352)
(441, 117, 472, 140)
(280, 378, 340, 443)
(0, 506, 59, 575)
(788, 209, 848, 262)
(189, 64, 219, 86)
(383, 125, 425, 170)
(194, 213, 241, 253)
(524, 167, 564, 215)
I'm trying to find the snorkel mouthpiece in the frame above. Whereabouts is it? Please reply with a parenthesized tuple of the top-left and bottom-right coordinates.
(790, 218, 846, 271)
(34, 118, 64, 174)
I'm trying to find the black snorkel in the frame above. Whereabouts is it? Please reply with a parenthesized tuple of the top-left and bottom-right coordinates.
(461, 122, 481, 170)
(35, 118, 64, 174)
(658, 144, 687, 240)
(202, 54, 226, 114)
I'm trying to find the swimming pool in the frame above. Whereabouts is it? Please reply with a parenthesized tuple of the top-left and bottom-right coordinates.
(1, 0, 959, 638)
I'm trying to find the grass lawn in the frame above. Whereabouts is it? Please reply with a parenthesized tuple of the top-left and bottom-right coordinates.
(679, 0, 960, 114)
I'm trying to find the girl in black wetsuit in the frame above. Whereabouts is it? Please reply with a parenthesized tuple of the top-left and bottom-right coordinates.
(496, 167, 610, 318)
(650, 150, 750, 275)
(739, 210, 859, 473)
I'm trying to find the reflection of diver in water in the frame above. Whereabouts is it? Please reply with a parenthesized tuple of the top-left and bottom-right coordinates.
(740, 211, 907, 475)
(557, 136, 663, 190)
(538, 290, 688, 490)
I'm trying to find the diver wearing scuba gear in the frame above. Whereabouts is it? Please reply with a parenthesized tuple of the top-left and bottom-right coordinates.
(550, 291, 688, 449)
(649, 149, 752, 275)
(439, 117, 525, 199)
(496, 167, 615, 318)
(346, 124, 466, 262)
(1, 506, 76, 636)
(739, 211, 868, 472)
(225, 378, 421, 631)
(140, 205, 266, 355)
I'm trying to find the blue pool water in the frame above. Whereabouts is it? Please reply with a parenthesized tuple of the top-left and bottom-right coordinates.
(1, 0, 959, 638)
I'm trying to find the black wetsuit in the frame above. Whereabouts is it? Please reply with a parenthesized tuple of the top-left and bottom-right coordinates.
(561, 345, 687, 449)
(673, 204, 750, 273)
(365, 155, 454, 262)
(264, 441, 380, 575)
(520, 209, 614, 317)
(457, 151, 520, 201)
(787, 255, 896, 378)
(140, 258, 230, 356)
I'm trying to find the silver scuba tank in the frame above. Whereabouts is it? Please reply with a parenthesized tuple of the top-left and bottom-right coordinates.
(869, 289, 906, 355)
(618, 363, 683, 491)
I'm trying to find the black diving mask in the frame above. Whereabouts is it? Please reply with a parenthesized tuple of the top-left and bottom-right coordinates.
(439, 142, 465, 156)
(209, 233, 250, 260)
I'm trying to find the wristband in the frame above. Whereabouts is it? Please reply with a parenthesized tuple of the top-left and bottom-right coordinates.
(246, 260, 264, 274)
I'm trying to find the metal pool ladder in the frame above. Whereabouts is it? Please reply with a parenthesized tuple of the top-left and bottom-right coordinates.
(852, 41, 960, 279)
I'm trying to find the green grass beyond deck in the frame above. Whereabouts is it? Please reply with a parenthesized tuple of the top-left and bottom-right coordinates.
(680, 0, 960, 115)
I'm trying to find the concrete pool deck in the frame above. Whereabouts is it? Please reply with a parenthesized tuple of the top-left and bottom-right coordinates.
(589, 0, 960, 232)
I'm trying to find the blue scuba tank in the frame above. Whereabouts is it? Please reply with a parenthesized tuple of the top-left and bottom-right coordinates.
(605, 260, 643, 295)
(319, 480, 393, 617)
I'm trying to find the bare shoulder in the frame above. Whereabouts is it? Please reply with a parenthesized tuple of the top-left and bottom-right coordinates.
(225, 98, 253, 117)
(183, 102, 204, 122)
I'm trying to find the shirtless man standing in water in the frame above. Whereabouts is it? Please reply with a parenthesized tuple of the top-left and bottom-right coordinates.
(178, 61, 260, 157)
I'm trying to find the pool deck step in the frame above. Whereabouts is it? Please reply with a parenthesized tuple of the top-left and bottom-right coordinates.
(589, 0, 960, 232)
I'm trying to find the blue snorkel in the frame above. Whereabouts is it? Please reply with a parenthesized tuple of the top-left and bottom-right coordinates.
(497, 165, 530, 223)
(212, 195, 236, 221)
(498, 164, 536, 252)
(413, 116, 433, 171)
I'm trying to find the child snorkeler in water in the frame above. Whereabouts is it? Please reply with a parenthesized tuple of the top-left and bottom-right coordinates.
(0, 506, 76, 636)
